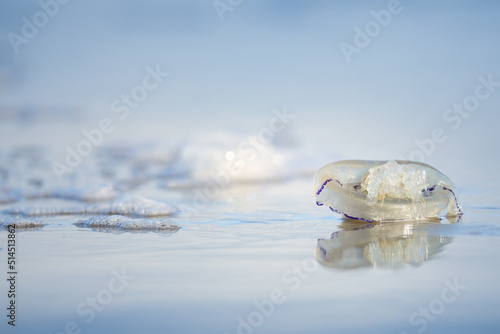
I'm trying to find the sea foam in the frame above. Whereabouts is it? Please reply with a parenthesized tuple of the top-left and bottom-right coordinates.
(0, 217, 45, 229)
(5, 196, 177, 217)
(75, 215, 179, 231)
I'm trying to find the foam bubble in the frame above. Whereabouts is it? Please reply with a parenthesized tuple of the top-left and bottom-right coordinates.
(0, 217, 45, 229)
(75, 215, 179, 231)
(164, 131, 317, 189)
(0, 184, 117, 204)
(86, 196, 178, 217)
(5, 196, 178, 217)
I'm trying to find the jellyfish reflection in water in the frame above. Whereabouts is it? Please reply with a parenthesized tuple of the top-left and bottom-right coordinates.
(316, 217, 460, 269)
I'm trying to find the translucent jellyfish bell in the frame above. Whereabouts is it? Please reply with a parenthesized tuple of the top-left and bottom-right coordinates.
(314, 160, 462, 222)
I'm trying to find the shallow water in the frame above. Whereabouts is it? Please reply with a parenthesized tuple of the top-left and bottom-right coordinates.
(1, 165, 500, 334)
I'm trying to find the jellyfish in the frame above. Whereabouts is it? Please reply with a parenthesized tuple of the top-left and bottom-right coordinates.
(314, 160, 462, 222)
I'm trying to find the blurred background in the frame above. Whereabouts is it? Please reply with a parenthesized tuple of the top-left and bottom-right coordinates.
(1, 2, 500, 334)
(1, 0, 499, 188)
